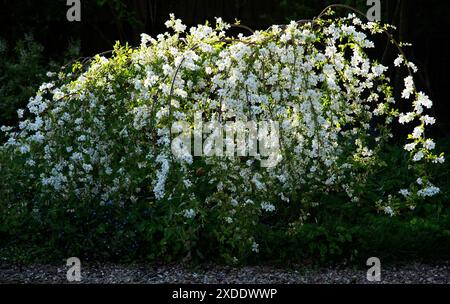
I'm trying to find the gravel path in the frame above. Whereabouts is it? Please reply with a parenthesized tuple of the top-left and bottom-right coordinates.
(1, 261, 449, 284)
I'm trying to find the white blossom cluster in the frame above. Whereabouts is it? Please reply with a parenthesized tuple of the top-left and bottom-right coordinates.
(0, 14, 445, 255)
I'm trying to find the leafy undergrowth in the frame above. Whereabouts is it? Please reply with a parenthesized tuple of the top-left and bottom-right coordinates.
(1, 141, 448, 266)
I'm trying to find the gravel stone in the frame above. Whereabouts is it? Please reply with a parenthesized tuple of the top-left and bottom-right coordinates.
(0, 261, 449, 284)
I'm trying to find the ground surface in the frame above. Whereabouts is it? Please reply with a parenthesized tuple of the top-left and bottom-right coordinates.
(1, 261, 449, 284)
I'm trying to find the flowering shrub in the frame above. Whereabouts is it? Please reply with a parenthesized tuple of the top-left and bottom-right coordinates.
(0, 12, 445, 263)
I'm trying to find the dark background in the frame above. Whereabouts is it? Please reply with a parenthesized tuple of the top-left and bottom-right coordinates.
(1, 0, 449, 136)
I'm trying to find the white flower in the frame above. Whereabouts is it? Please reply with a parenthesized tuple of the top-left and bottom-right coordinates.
(154, 153, 170, 200)
(411, 126, 423, 139)
(71, 152, 83, 162)
(19, 145, 30, 154)
(398, 189, 410, 197)
(417, 186, 440, 197)
(423, 139, 435, 150)
(404, 143, 416, 152)
(401, 76, 414, 99)
(26, 159, 36, 166)
(416, 92, 432, 109)
(433, 156, 445, 164)
(383, 206, 395, 217)
(251, 241, 259, 253)
(261, 202, 276, 212)
(183, 208, 196, 219)
(413, 151, 424, 162)
(408, 62, 418, 73)
(398, 112, 415, 124)
(371, 64, 387, 76)
(82, 163, 93, 172)
(280, 32, 292, 43)
(214, 17, 230, 30)
(173, 19, 186, 33)
(421, 115, 436, 126)
(17, 109, 24, 119)
(165, 14, 186, 33)
(183, 179, 192, 188)
(394, 55, 404, 67)
(174, 89, 187, 98)
(140, 33, 154, 45)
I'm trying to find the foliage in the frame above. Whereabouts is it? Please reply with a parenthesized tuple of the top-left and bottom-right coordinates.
(0, 35, 80, 134)
(0, 13, 447, 264)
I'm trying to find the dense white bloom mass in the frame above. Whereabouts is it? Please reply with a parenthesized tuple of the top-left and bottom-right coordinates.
(0, 12, 444, 254)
